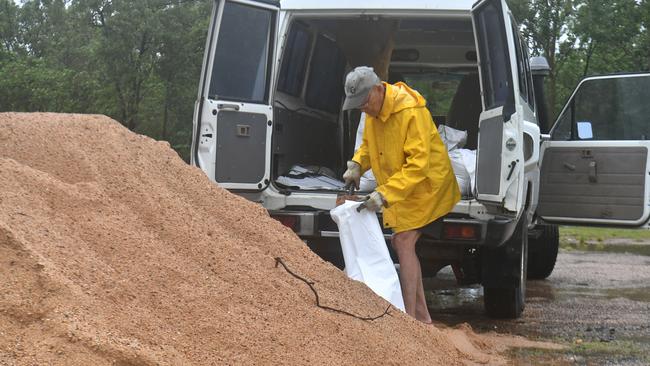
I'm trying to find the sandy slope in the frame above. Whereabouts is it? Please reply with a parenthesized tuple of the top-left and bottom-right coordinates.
(0, 113, 531, 365)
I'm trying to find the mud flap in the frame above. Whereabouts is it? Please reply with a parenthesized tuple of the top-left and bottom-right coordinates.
(481, 215, 528, 318)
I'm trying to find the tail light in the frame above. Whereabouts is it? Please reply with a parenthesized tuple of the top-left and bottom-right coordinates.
(272, 215, 299, 232)
(443, 223, 479, 241)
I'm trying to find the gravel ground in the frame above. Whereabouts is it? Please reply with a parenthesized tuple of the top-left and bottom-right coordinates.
(424, 247, 650, 365)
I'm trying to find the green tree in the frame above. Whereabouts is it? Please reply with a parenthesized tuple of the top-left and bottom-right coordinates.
(573, 0, 641, 76)
(1, 0, 212, 161)
(0, 0, 20, 58)
(17, 0, 69, 58)
(154, 1, 211, 158)
(510, 0, 581, 115)
(82, 0, 162, 131)
(633, 0, 650, 71)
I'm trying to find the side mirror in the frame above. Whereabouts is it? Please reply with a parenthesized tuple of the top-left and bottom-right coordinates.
(577, 121, 594, 140)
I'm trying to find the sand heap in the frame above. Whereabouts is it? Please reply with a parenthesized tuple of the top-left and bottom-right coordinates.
(0, 113, 506, 365)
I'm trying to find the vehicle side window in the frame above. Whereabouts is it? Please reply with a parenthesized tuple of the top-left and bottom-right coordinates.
(305, 35, 346, 114)
(511, 20, 529, 106)
(522, 41, 535, 110)
(551, 103, 572, 140)
(208, 2, 274, 103)
(510, 18, 535, 113)
(552, 75, 650, 140)
(278, 23, 312, 97)
(474, 2, 515, 115)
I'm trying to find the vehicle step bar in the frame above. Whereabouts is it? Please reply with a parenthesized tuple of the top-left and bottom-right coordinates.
(320, 230, 393, 240)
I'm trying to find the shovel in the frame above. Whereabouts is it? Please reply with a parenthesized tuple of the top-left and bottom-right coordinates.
(336, 184, 362, 207)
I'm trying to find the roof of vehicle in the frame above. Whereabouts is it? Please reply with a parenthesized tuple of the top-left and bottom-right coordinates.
(279, 0, 475, 12)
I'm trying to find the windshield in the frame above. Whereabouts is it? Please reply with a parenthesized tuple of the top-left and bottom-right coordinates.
(399, 72, 465, 124)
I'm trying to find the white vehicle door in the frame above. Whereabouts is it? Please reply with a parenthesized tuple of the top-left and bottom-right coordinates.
(472, 0, 526, 214)
(538, 73, 650, 226)
(191, 0, 279, 191)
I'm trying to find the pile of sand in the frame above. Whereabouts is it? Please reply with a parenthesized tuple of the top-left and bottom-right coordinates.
(0, 113, 513, 365)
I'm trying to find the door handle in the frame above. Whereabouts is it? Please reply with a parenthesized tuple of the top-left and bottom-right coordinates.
(563, 162, 576, 171)
(506, 160, 518, 180)
(588, 161, 597, 183)
(217, 103, 240, 111)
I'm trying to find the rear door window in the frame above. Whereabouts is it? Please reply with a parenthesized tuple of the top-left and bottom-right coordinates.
(208, 1, 275, 103)
(474, 1, 515, 115)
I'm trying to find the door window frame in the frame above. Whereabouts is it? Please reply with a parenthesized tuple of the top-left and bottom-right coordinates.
(473, 0, 516, 119)
(204, 0, 278, 104)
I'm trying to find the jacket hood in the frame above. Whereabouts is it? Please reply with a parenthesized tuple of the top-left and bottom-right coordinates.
(378, 82, 427, 121)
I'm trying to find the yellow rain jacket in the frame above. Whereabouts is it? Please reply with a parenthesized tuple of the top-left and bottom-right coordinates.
(352, 82, 461, 233)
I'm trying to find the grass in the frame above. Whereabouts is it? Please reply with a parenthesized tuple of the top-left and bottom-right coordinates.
(560, 226, 650, 243)
(559, 226, 650, 256)
(508, 340, 650, 365)
(572, 340, 647, 357)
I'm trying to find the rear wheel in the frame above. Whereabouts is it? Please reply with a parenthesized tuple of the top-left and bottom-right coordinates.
(482, 216, 528, 319)
(527, 224, 559, 280)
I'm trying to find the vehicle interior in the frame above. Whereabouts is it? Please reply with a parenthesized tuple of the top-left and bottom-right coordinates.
(272, 16, 482, 194)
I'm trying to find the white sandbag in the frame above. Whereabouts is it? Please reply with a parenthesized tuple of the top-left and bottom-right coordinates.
(448, 149, 477, 197)
(330, 201, 405, 311)
(437, 124, 468, 151)
(449, 150, 470, 196)
(460, 149, 477, 194)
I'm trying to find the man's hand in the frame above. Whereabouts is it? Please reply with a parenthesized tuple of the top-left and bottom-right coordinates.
(362, 191, 385, 212)
(342, 161, 361, 189)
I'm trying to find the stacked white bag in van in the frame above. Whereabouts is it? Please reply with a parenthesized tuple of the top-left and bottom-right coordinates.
(438, 125, 476, 197)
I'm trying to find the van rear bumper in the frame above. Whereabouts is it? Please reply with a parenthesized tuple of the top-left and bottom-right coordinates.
(269, 210, 516, 247)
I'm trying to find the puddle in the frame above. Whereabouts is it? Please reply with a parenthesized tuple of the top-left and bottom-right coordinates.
(551, 286, 650, 303)
(526, 281, 557, 301)
(426, 281, 650, 312)
(426, 285, 483, 310)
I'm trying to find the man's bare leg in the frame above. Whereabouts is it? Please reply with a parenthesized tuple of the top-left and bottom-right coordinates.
(392, 230, 432, 323)
(414, 258, 432, 323)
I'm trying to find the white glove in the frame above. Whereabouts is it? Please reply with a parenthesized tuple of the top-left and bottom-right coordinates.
(362, 191, 385, 212)
(342, 161, 361, 189)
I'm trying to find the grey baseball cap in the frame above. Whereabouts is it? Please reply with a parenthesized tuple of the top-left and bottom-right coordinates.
(342, 66, 381, 111)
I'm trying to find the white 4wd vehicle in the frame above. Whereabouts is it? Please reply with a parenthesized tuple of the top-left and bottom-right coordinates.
(191, 0, 650, 318)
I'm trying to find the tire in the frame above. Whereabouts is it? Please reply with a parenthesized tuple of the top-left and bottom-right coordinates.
(527, 224, 559, 280)
(482, 216, 528, 319)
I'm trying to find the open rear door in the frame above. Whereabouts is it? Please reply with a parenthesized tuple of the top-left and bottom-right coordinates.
(192, 0, 279, 191)
(539, 73, 650, 226)
(471, 0, 526, 213)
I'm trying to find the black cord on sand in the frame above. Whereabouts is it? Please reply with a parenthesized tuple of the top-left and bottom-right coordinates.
(274, 257, 391, 321)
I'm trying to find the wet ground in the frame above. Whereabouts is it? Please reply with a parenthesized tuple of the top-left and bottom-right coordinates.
(425, 241, 650, 365)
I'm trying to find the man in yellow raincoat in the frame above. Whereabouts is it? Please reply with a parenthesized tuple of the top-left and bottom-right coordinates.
(342, 66, 461, 323)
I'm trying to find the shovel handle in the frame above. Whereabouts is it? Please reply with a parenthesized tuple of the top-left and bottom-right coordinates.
(347, 184, 355, 196)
